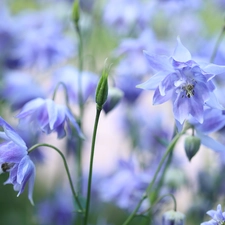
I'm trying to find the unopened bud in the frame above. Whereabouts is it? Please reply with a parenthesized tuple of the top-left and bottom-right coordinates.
(95, 67, 109, 110)
(103, 87, 123, 113)
(184, 136, 201, 161)
(163, 210, 185, 225)
(72, 0, 80, 25)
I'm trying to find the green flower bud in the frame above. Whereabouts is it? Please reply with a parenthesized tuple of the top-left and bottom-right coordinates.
(72, 0, 80, 25)
(163, 210, 185, 225)
(95, 67, 109, 110)
(184, 136, 201, 161)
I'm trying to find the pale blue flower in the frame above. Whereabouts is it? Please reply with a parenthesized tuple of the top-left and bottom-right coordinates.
(16, 98, 83, 139)
(0, 117, 35, 204)
(201, 204, 225, 225)
(137, 37, 225, 124)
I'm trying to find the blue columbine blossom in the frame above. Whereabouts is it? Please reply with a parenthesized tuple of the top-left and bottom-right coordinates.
(201, 204, 225, 225)
(137, 37, 225, 124)
(16, 98, 83, 139)
(0, 117, 35, 204)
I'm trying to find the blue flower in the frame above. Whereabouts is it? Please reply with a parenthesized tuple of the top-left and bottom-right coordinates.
(16, 98, 83, 139)
(0, 117, 35, 204)
(137, 37, 225, 124)
(201, 204, 225, 225)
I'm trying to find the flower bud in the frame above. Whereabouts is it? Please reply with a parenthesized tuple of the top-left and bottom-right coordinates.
(95, 67, 109, 110)
(103, 87, 123, 114)
(184, 136, 201, 161)
(72, 0, 80, 25)
(163, 210, 185, 225)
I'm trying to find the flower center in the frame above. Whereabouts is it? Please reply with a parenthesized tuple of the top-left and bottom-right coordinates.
(182, 83, 195, 98)
(1, 163, 14, 173)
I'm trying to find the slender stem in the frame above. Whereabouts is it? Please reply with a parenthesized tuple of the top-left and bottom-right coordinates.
(122, 131, 184, 225)
(84, 108, 102, 225)
(28, 143, 84, 213)
(74, 4, 84, 194)
(210, 22, 225, 63)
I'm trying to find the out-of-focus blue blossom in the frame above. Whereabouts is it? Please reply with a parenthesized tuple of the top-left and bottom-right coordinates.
(0, 71, 45, 110)
(8, 10, 75, 70)
(115, 29, 168, 77)
(137, 37, 225, 124)
(201, 204, 225, 225)
(36, 188, 74, 225)
(16, 98, 83, 139)
(0, 5, 16, 68)
(52, 66, 98, 104)
(98, 157, 149, 211)
(103, 87, 124, 114)
(103, 0, 153, 34)
(115, 74, 143, 103)
(0, 116, 36, 204)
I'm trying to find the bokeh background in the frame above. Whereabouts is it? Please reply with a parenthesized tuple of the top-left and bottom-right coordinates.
(0, 0, 225, 224)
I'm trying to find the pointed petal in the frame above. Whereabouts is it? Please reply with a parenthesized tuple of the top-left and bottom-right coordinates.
(46, 99, 58, 130)
(153, 87, 173, 105)
(172, 37, 192, 62)
(203, 64, 225, 77)
(136, 71, 168, 90)
(0, 142, 26, 163)
(0, 117, 27, 149)
(197, 132, 225, 152)
(143, 51, 173, 71)
(16, 98, 44, 118)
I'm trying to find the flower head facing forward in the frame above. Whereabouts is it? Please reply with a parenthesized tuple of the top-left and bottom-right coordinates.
(0, 117, 35, 204)
(137, 37, 225, 124)
(16, 98, 83, 139)
(201, 204, 225, 225)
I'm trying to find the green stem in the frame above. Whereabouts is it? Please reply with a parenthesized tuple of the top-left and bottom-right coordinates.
(28, 143, 84, 213)
(84, 108, 102, 225)
(210, 22, 225, 63)
(74, 5, 84, 194)
(122, 131, 184, 225)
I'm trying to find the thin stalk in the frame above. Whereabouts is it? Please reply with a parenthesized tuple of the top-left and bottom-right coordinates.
(122, 131, 184, 225)
(84, 108, 102, 225)
(28, 143, 84, 213)
(210, 22, 225, 63)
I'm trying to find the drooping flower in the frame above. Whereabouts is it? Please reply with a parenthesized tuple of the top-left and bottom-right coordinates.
(137, 37, 225, 124)
(0, 116, 36, 204)
(201, 204, 225, 225)
(16, 98, 83, 139)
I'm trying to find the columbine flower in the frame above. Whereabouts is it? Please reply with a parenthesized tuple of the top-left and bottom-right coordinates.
(201, 204, 225, 225)
(137, 37, 225, 124)
(0, 116, 35, 204)
(16, 98, 83, 139)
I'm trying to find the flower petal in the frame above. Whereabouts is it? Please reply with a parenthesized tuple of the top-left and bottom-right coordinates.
(172, 37, 192, 62)
(143, 51, 173, 71)
(203, 64, 225, 78)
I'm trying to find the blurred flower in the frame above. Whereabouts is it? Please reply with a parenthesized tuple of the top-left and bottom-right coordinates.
(137, 37, 225, 124)
(162, 210, 185, 225)
(16, 98, 83, 139)
(201, 204, 225, 225)
(0, 116, 35, 204)
(98, 157, 149, 211)
(103, 0, 152, 34)
(52, 66, 98, 104)
(8, 10, 75, 70)
(0, 71, 45, 110)
(36, 188, 74, 225)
